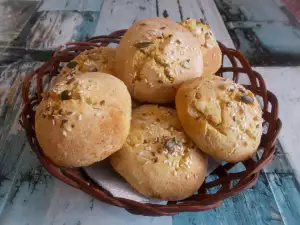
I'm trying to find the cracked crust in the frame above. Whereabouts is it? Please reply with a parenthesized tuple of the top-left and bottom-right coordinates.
(115, 18, 203, 103)
(178, 18, 222, 76)
(175, 76, 263, 162)
(110, 105, 207, 200)
(35, 72, 131, 167)
(56, 47, 116, 83)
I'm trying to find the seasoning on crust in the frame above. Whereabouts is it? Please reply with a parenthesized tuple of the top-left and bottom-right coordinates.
(35, 72, 131, 167)
(115, 18, 203, 103)
(179, 18, 222, 76)
(110, 105, 207, 201)
(57, 47, 116, 82)
(176, 75, 263, 162)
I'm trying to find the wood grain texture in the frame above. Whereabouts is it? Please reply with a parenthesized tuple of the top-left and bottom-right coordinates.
(0, 1, 40, 43)
(266, 173, 300, 225)
(0, 150, 172, 225)
(1, 10, 100, 64)
(0, 0, 299, 224)
(173, 174, 284, 225)
(25, 11, 100, 49)
(38, 0, 104, 12)
(178, 0, 204, 20)
(157, 0, 183, 21)
(0, 61, 41, 213)
(260, 140, 294, 174)
(255, 66, 300, 182)
(94, 0, 157, 35)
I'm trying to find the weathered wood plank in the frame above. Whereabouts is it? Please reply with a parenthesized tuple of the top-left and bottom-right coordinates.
(94, 0, 157, 35)
(0, 10, 100, 63)
(0, 159, 172, 225)
(259, 140, 294, 174)
(173, 173, 284, 225)
(256, 139, 300, 225)
(157, 0, 182, 21)
(0, 1, 299, 224)
(178, 0, 204, 20)
(0, 0, 40, 43)
(0, 61, 41, 213)
(25, 11, 100, 49)
(266, 173, 300, 225)
(254, 66, 300, 182)
(38, 0, 104, 12)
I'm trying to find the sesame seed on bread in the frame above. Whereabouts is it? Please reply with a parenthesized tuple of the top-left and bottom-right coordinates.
(176, 75, 263, 162)
(35, 72, 131, 167)
(110, 105, 207, 201)
(115, 18, 204, 103)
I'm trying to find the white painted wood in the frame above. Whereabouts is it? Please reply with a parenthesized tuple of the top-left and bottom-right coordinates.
(26, 11, 83, 49)
(227, 0, 289, 22)
(0, 61, 41, 213)
(38, 0, 67, 11)
(0, 1, 40, 42)
(38, 0, 104, 12)
(0, 150, 172, 225)
(81, 0, 105, 12)
(94, 0, 157, 35)
(179, 0, 204, 20)
(26, 11, 99, 49)
(157, 0, 181, 21)
(254, 66, 300, 182)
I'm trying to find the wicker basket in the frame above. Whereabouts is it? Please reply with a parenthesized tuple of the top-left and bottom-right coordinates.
(21, 30, 282, 216)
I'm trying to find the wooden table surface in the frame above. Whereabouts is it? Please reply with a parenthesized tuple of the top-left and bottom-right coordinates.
(0, 0, 300, 224)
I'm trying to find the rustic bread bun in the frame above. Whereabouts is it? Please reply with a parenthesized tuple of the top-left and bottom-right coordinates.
(110, 105, 207, 201)
(35, 72, 131, 167)
(115, 18, 203, 103)
(57, 47, 116, 82)
(176, 76, 263, 162)
(179, 19, 222, 76)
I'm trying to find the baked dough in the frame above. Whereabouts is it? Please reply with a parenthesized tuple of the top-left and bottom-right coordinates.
(110, 105, 207, 201)
(115, 18, 203, 103)
(57, 47, 116, 82)
(176, 75, 263, 162)
(179, 18, 222, 76)
(35, 72, 131, 167)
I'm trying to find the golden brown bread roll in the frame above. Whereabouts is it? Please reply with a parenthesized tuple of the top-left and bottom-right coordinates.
(115, 18, 203, 103)
(179, 18, 222, 76)
(35, 72, 131, 167)
(110, 105, 207, 201)
(175, 76, 263, 162)
(57, 47, 116, 82)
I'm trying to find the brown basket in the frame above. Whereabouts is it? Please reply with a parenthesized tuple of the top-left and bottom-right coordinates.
(21, 30, 282, 216)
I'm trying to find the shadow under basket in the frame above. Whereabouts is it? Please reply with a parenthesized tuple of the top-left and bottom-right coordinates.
(21, 30, 282, 216)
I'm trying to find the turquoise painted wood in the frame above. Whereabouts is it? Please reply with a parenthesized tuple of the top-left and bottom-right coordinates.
(0, 0, 299, 224)
(174, 174, 284, 225)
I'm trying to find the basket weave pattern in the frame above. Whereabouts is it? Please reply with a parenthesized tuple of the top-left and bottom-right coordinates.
(21, 30, 282, 216)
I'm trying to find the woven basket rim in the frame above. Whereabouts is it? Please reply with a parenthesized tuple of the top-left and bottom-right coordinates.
(20, 30, 282, 216)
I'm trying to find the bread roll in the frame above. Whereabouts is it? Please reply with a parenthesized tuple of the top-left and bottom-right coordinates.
(57, 47, 116, 82)
(179, 18, 222, 76)
(35, 72, 131, 167)
(176, 76, 263, 162)
(115, 18, 203, 103)
(111, 105, 207, 201)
